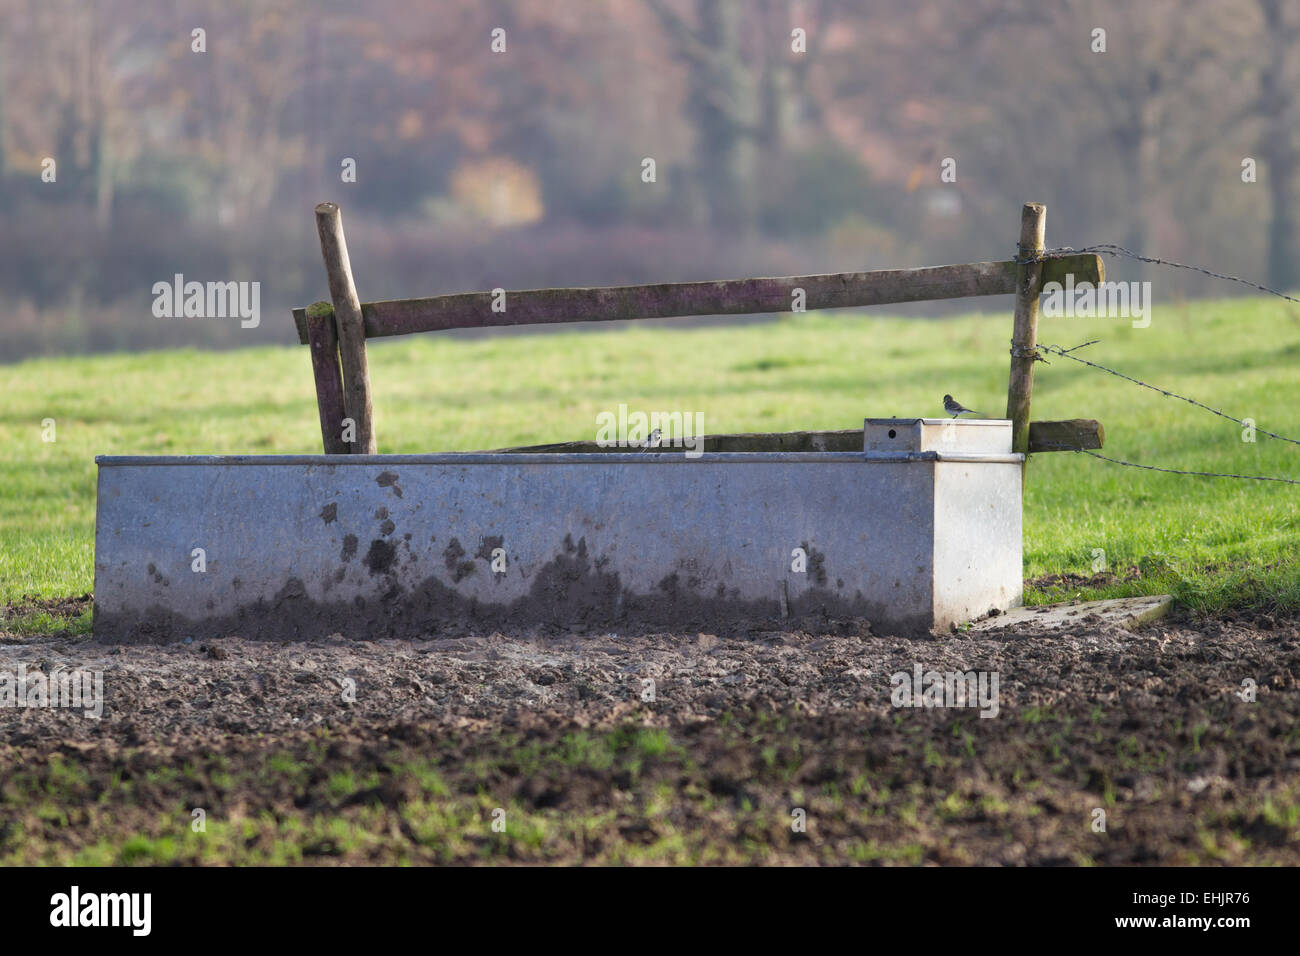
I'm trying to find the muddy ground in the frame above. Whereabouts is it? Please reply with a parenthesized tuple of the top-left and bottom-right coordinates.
(1, 606, 1298, 864)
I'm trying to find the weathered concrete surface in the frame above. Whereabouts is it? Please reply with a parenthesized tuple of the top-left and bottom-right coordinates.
(969, 594, 1174, 634)
(94, 445, 1022, 643)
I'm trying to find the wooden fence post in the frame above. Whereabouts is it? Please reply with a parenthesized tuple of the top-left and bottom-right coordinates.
(303, 302, 349, 454)
(314, 201, 377, 454)
(1007, 202, 1046, 481)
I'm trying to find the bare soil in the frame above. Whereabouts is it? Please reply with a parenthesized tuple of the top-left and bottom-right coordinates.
(2, 610, 1298, 864)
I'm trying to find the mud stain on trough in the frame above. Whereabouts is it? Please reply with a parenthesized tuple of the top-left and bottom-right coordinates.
(364, 539, 398, 575)
(376, 471, 403, 498)
(319, 503, 338, 524)
(274, 578, 308, 604)
(341, 534, 358, 562)
(801, 541, 829, 587)
(97, 534, 903, 645)
(443, 538, 476, 583)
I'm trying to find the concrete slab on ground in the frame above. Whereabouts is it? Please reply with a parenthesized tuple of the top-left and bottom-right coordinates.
(969, 594, 1174, 633)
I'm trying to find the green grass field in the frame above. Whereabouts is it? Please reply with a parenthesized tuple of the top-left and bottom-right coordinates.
(3, 297, 1300, 628)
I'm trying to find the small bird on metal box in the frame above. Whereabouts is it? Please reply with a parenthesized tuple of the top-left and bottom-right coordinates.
(943, 395, 981, 419)
(639, 428, 662, 452)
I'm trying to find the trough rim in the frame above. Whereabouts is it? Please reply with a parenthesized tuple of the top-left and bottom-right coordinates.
(94, 452, 1026, 466)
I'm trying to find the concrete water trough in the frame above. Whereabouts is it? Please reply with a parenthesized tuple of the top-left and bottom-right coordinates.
(92, 419, 1023, 642)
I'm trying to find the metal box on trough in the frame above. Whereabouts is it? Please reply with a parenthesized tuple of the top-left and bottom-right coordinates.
(92, 420, 1022, 642)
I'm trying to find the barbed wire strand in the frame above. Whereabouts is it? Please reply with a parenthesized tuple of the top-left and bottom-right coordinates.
(1033, 445, 1300, 485)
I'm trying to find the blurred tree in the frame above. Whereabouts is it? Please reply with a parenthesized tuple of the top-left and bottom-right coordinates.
(644, 0, 846, 236)
(3, 0, 148, 229)
(645, 0, 757, 233)
(1256, 0, 1300, 290)
(179, 0, 308, 231)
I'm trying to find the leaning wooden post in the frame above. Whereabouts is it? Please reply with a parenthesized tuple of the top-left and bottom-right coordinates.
(1007, 202, 1046, 482)
(314, 201, 377, 454)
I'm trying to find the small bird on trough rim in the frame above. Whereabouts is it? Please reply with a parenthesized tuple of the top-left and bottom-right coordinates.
(639, 428, 662, 452)
(943, 395, 981, 419)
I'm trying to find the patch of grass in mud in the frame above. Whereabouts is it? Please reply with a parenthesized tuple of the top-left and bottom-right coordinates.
(1171, 561, 1300, 618)
(1026, 555, 1300, 620)
(0, 595, 92, 640)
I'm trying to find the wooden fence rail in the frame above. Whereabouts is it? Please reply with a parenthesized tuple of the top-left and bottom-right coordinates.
(292, 253, 1101, 344)
(488, 422, 1105, 457)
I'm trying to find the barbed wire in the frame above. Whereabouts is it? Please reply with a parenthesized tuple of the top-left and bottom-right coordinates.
(1032, 445, 1300, 485)
(1005, 242, 1300, 484)
(1033, 340, 1300, 448)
